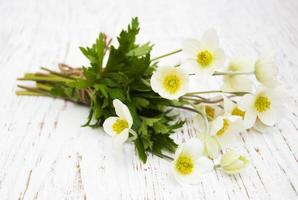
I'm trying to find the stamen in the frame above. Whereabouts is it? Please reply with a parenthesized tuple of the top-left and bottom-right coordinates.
(255, 96, 271, 112)
(163, 75, 180, 93)
(205, 106, 215, 119)
(112, 119, 129, 134)
(197, 50, 213, 67)
(232, 107, 245, 119)
(175, 155, 194, 175)
(216, 119, 230, 136)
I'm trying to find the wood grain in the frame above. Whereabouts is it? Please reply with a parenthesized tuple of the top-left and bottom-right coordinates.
(0, 0, 298, 199)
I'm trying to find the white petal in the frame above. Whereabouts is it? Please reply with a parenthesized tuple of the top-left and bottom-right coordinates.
(103, 117, 119, 136)
(224, 97, 236, 113)
(216, 129, 237, 150)
(223, 76, 253, 92)
(181, 138, 204, 159)
(200, 65, 217, 76)
(212, 48, 225, 67)
(255, 54, 279, 87)
(204, 135, 220, 159)
(195, 157, 214, 173)
(150, 69, 161, 93)
(201, 29, 219, 51)
(243, 109, 257, 129)
(113, 99, 133, 126)
(258, 108, 278, 126)
(227, 56, 255, 72)
(253, 118, 272, 132)
(238, 94, 255, 110)
(210, 116, 224, 136)
(172, 162, 201, 185)
(182, 39, 200, 57)
(181, 59, 201, 75)
(193, 114, 206, 133)
(113, 129, 129, 144)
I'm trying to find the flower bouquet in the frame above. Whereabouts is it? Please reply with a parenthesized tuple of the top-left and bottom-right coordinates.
(17, 18, 284, 184)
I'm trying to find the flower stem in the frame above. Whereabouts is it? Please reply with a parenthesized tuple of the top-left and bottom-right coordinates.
(169, 104, 209, 133)
(214, 164, 221, 169)
(213, 71, 255, 76)
(186, 90, 249, 96)
(151, 151, 174, 161)
(16, 91, 45, 96)
(181, 96, 223, 104)
(40, 67, 76, 79)
(18, 73, 73, 83)
(16, 85, 51, 96)
(151, 49, 182, 61)
(36, 83, 53, 91)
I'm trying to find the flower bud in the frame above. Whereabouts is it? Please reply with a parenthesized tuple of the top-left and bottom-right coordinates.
(220, 150, 249, 174)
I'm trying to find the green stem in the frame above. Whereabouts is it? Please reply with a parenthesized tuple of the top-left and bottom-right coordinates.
(18, 73, 73, 83)
(186, 90, 250, 96)
(40, 67, 76, 79)
(36, 83, 53, 91)
(213, 71, 255, 76)
(16, 91, 45, 96)
(186, 90, 222, 95)
(181, 96, 223, 104)
(151, 49, 182, 61)
(17, 85, 51, 96)
(150, 151, 174, 161)
(214, 164, 221, 169)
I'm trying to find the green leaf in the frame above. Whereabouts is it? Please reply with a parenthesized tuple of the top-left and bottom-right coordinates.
(94, 84, 108, 98)
(108, 88, 125, 101)
(153, 122, 170, 134)
(134, 137, 147, 163)
(132, 97, 150, 109)
(127, 42, 153, 57)
(80, 33, 106, 72)
(117, 17, 140, 52)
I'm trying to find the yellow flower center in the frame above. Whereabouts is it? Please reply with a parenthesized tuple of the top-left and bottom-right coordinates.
(175, 155, 194, 175)
(216, 119, 230, 136)
(112, 119, 129, 134)
(232, 107, 245, 119)
(205, 106, 215, 119)
(163, 75, 180, 93)
(255, 96, 271, 112)
(197, 50, 213, 67)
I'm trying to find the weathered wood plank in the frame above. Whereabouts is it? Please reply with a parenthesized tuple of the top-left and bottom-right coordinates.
(0, 0, 297, 199)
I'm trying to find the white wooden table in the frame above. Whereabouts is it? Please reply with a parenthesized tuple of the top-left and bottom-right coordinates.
(0, 0, 298, 199)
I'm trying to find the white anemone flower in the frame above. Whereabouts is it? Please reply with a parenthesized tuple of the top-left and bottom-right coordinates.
(172, 138, 213, 184)
(223, 97, 249, 130)
(182, 29, 225, 76)
(222, 56, 255, 92)
(103, 99, 133, 144)
(238, 88, 283, 128)
(255, 54, 279, 87)
(210, 114, 241, 150)
(193, 104, 223, 130)
(150, 66, 189, 100)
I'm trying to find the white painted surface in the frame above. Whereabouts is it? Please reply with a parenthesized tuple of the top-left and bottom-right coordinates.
(0, 0, 298, 199)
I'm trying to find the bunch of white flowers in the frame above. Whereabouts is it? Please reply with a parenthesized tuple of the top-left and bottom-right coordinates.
(102, 29, 284, 185)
